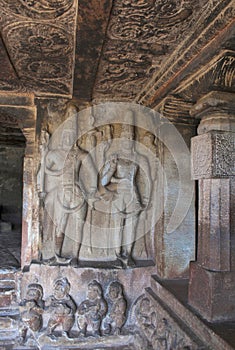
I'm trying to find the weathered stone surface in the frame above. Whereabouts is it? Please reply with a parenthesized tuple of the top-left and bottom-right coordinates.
(191, 131, 235, 179)
(188, 91, 235, 323)
(0, 1, 77, 96)
(189, 262, 235, 322)
(150, 276, 235, 349)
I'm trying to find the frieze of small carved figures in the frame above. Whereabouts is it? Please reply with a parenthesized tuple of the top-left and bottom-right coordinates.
(45, 277, 77, 339)
(19, 283, 45, 343)
(19, 278, 127, 342)
(77, 280, 107, 337)
(135, 296, 194, 350)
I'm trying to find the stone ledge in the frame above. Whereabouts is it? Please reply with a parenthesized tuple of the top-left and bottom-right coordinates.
(150, 275, 235, 350)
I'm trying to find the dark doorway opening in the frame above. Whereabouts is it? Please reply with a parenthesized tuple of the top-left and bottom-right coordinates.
(0, 125, 26, 268)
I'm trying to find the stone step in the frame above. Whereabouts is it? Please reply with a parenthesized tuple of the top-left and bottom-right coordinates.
(149, 275, 235, 350)
(0, 269, 18, 281)
(0, 306, 19, 317)
(0, 280, 16, 292)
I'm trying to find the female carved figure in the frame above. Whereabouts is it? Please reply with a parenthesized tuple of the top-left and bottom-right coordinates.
(43, 105, 97, 265)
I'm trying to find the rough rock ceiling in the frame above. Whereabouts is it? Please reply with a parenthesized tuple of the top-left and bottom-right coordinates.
(0, 0, 234, 107)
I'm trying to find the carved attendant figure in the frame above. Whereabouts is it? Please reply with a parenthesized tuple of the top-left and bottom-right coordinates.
(101, 117, 150, 267)
(43, 105, 97, 265)
(46, 277, 76, 339)
(103, 281, 127, 335)
(77, 280, 107, 337)
(19, 283, 44, 342)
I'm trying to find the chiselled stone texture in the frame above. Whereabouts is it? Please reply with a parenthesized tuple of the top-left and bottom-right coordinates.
(94, 0, 196, 100)
(155, 50, 235, 121)
(180, 50, 235, 98)
(0, 270, 20, 346)
(0, 1, 77, 96)
(16, 264, 154, 348)
(136, 0, 235, 107)
(189, 91, 235, 323)
(189, 262, 235, 322)
(148, 276, 235, 349)
(0, 93, 37, 267)
(191, 131, 235, 179)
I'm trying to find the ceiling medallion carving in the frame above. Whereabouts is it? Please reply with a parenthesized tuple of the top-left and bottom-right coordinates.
(1, 22, 73, 90)
(1, 0, 74, 19)
(3, 22, 72, 58)
(108, 0, 192, 42)
(94, 0, 194, 99)
(0, 0, 76, 96)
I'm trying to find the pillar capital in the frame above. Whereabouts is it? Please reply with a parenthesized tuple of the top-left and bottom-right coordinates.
(190, 91, 235, 134)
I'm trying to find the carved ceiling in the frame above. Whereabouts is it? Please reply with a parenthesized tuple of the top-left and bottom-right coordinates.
(0, 0, 234, 109)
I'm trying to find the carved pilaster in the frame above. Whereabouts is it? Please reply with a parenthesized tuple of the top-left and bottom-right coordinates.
(189, 91, 235, 322)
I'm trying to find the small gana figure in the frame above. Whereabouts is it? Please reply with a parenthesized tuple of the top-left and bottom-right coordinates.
(103, 281, 127, 335)
(19, 283, 44, 342)
(46, 277, 76, 339)
(136, 297, 157, 338)
(77, 280, 107, 337)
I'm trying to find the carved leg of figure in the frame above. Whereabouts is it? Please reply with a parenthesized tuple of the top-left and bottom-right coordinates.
(121, 216, 138, 267)
(19, 325, 28, 344)
(54, 213, 71, 263)
(112, 215, 125, 268)
(75, 205, 87, 264)
(77, 316, 87, 336)
(62, 316, 74, 338)
(47, 318, 58, 340)
(90, 319, 101, 336)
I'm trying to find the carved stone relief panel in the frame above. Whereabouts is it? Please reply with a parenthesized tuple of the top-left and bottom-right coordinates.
(32, 101, 196, 278)
(132, 294, 202, 349)
(19, 266, 136, 348)
(36, 103, 164, 269)
(136, 0, 235, 106)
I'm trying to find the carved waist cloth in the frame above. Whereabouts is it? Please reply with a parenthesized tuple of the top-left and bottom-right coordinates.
(111, 188, 142, 216)
(45, 184, 86, 213)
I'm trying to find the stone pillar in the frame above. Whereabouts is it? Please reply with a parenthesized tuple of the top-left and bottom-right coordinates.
(188, 91, 235, 322)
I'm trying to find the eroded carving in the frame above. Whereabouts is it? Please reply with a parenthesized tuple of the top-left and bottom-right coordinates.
(0, 0, 76, 95)
(103, 281, 127, 336)
(191, 131, 235, 179)
(98, 122, 151, 268)
(42, 106, 98, 265)
(39, 106, 157, 267)
(1, 0, 74, 19)
(46, 277, 76, 339)
(93, 0, 196, 99)
(135, 295, 194, 349)
(77, 280, 107, 337)
(19, 283, 44, 342)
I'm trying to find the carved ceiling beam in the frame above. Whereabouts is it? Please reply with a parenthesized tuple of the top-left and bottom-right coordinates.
(73, 0, 113, 102)
(155, 50, 235, 123)
(136, 0, 235, 108)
